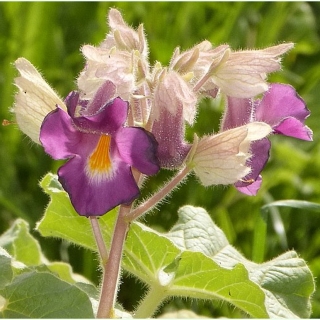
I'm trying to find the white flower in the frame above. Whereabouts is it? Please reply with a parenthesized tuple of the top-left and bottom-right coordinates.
(13, 58, 66, 144)
(209, 43, 294, 98)
(77, 46, 135, 101)
(187, 122, 272, 186)
(77, 9, 150, 103)
(170, 41, 294, 99)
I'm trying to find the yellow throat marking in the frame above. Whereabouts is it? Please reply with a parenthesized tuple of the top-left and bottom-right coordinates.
(88, 135, 112, 175)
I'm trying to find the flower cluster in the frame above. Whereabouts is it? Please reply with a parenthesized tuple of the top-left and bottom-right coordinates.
(12, 8, 312, 216)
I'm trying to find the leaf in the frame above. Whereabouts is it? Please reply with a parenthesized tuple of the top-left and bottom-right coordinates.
(261, 199, 320, 213)
(36, 172, 116, 251)
(0, 270, 94, 318)
(0, 219, 42, 266)
(0, 248, 13, 290)
(166, 206, 315, 318)
(0, 205, 98, 317)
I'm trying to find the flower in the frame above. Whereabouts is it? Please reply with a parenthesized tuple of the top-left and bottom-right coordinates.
(40, 81, 160, 216)
(13, 58, 66, 143)
(152, 69, 198, 124)
(169, 41, 294, 99)
(77, 8, 149, 102)
(104, 8, 148, 56)
(208, 43, 294, 98)
(152, 105, 192, 169)
(186, 122, 273, 187)
(221, 83, 313, 195)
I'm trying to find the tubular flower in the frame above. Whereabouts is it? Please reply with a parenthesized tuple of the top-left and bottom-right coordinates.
(222, 83, 313, 195)
(186, 122, 273, 187)
(152, 105, 192, 169)
(40, 81, 160, 216)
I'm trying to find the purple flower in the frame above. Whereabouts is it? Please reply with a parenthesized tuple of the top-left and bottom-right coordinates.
(152, 106, 192, 169)
(40, 82, 159, 216)
(221, 83, 312, 195)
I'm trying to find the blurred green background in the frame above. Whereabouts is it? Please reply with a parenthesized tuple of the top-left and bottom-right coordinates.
(1, 2, 320, 318)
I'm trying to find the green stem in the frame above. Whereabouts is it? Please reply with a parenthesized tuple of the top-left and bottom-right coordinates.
(134, 285, 167, 318)
(89, 216, 108, 265)
(96, 205, 131, 318)
(129, 165, 191, 221)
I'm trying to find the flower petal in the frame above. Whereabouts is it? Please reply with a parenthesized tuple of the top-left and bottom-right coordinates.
(58, 157, 139, 216)
(66, 91, 128, 135)
(40, 107, 82, 160)
(255, 83, 310, 126)
(190, 122, 272, 186)
(221, 97, 253, 130)
(152, 106, 192, 169)
(274, 117, 313, 140)
(85, 80, 116, 115)
(235, 138, 271, 188)
(153, 70, 197, 124)
(191, 128, 250, 186)
(13, 58, 66, 143)
(236, 176, 262, 196)
(115, 127, 160, 175)
(212, 44, 294, 98)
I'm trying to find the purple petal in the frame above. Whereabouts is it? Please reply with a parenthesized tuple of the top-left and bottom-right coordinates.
(40, 107, 82, 160)
(236, 176, 262, 196)
(65, 91, 88, 119)
(274, 117, 313, 140)
(255, 83, 310, 126)
(75, 97, 128, 134)
(66, 91, 128, 135)
(115, 127, 160, 175)
(85, 80, 116, 115)
(221, 97, 252, 130)
(58, 156, 139, 216)
(152, 106, 192, 169)
(235, 138, 271, 188)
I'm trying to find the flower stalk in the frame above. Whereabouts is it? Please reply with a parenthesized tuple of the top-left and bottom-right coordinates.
(89, 216, 109, 265)
(129, 165, 191, 222)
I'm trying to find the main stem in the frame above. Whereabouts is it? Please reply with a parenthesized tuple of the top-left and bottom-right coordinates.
(96, 166, 190, 317)
(96, 205, 131, 318)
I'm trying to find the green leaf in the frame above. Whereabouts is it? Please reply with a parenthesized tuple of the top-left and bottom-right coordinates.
(0, 219, 42, 266)
(171, 252, 267, 317)
(36, 172, 116, 251)
(0, 270, 94, 318)
(261, 199, 320, 213)
(0, 248, 13, 290)
(166, 206, 315, 318)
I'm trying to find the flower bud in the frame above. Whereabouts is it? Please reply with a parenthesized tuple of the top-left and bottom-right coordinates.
(152, 69, 197, 125)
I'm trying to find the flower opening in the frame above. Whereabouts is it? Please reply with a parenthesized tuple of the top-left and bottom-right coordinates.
(40, 81, 160, 216)
(86, 135, 115, 183)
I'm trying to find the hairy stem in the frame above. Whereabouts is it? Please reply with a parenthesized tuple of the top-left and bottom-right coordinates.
(90, 216, 108, 265)
(134, 285, 167, 318)
(129, 165, 191, 221)
(96, 205, 131, 318)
